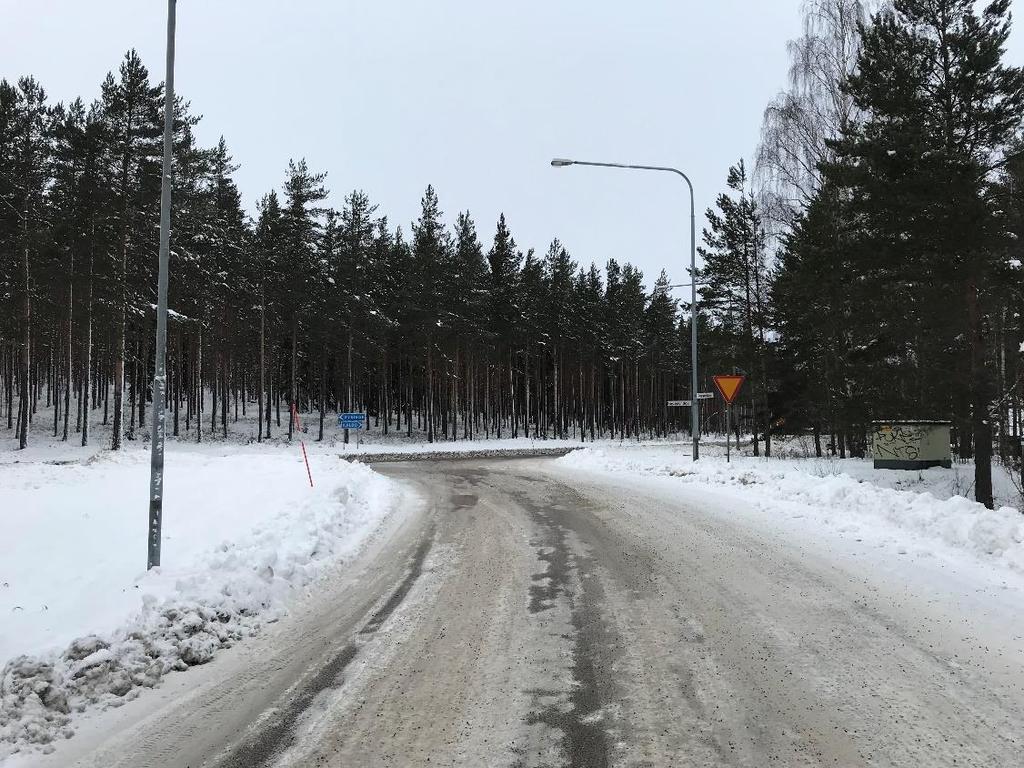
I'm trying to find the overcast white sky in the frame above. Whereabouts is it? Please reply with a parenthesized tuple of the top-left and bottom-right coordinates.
(4, 1, 1024, 294)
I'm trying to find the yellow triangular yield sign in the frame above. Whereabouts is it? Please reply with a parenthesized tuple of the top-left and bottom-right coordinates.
(712, 375, 745, 404)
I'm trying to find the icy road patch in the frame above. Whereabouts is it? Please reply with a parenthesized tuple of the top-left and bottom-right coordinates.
(0, 446, 397, 758)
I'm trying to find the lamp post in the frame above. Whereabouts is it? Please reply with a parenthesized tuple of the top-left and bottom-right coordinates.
(550, 158, 701, 459)
(148, 0, 176, 569)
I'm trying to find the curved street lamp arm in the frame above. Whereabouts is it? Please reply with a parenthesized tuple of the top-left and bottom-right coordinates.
(549, 156, 701, 460)
(554, 160, 695, 216)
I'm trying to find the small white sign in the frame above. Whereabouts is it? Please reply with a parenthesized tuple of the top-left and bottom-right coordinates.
(667, 400, 692, 407)
(697, 392, 715, 400)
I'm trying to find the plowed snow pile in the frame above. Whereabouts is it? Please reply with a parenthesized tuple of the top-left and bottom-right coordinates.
(560, 447, 1024, 572)
(0, 447, 396, 758)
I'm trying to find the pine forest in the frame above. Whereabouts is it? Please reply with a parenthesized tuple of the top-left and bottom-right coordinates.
(2, 0, 1024, 509)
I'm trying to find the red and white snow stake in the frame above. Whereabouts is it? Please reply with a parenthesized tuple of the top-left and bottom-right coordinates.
(291, 403, 314, 488)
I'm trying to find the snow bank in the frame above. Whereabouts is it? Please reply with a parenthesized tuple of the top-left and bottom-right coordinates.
(336, 435, 687, 456)
(0, 446, 397, 757)
(560, 447, 1024, 572)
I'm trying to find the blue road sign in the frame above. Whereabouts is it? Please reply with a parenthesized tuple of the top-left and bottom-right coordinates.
(338, 412, 365, 430)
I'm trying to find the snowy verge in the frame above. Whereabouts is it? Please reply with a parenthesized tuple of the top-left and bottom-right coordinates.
(558, 446, 1024, 573)
(0, 446, 397, 758)
(332, 435, 689, 456)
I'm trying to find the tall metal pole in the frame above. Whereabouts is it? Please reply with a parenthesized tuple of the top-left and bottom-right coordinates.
(148, 0, 176, 569)
(687, 179, 699, 460)
(550, 158, 701, 459)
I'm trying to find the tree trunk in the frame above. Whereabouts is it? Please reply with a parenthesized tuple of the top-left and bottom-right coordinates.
(344, 328, 353, 444)
(967, 281, 994, 509)
(289, 319, 297, 440)
(62, 254, 73, 441)
(427, 340, 434, 443)
(258, 292, 265, 442)
(318, 350, 326, 441)
(18, 235, 31, 450)
(173, 331, 181, 437)
(196, 327, 203, 443)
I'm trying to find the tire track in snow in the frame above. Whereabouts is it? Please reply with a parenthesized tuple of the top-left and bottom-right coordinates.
(213, 528, 435, 768)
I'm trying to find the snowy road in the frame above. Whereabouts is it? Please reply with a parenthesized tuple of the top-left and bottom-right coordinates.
(29, 458, 1023, 768)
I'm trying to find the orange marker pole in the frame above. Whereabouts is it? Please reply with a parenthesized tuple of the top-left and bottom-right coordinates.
(291, 403, 314, 488)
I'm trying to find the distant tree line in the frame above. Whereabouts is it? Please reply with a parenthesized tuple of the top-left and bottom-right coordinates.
(4, 0, 1024, 511)
(1, 51, 710, 454)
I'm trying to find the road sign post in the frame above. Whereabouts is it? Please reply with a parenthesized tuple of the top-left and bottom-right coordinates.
(726, 404, 731, 463)
(338, 412, 366, 450)
(338, 412, 365, 429)
(712, 375, 746, 463)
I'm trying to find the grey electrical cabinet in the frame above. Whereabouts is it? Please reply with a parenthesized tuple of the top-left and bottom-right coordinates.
(871, 421, 952, 470)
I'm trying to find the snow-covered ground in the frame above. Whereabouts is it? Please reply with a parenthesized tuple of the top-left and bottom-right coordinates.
(0, 392, 694, 458)
(0, 423, 681, 762)
(6, 409, 1023, 760)
(560, 444, 1024, 575)
(0, 441, 400, 759)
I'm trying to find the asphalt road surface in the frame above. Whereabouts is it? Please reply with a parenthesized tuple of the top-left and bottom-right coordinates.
(42, 458, 1023, 768)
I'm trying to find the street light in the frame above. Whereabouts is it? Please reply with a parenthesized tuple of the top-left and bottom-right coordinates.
(148, 0, 176, 569)
(551, 157, 701, 460)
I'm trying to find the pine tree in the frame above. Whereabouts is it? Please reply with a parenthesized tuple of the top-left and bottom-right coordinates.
(646, 271, 681, 438)
(48, 99, 91, 442)
(279, 159, 328, 439)
(336, 190, 379, 441)
(486, 214, 521, 438)
(411, 186, 451, 442)
(543, 239, 576, 439)
(575, 265, 606, 440)
(3, 77, 52, 450)
(0, 50, 701, 454)
(450, 212, 488, 439)
(823, 0, 1024, 504)
(99, 51, 163, 449)
(699, 160, 773, 453)
(253, 191, 284, 441)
